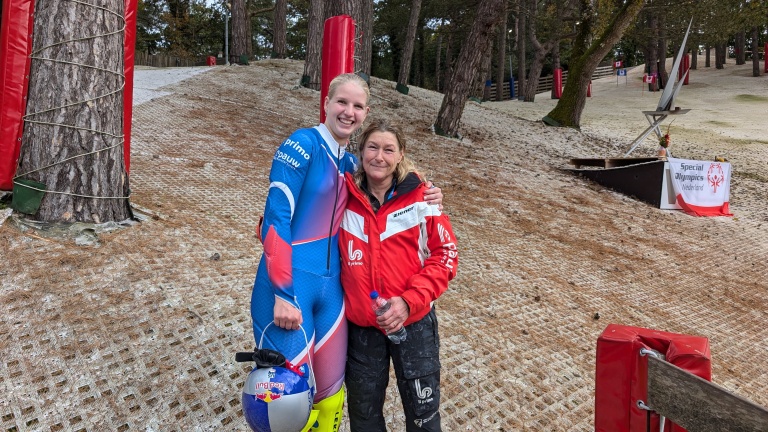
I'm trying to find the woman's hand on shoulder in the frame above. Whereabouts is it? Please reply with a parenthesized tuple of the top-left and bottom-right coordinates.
(423, 181, 443, 211)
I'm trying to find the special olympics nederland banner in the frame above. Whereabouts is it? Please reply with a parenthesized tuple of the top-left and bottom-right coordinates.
(668, 157, 732, 217)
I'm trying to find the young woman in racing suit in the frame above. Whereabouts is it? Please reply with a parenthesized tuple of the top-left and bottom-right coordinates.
(250, 74, 442, 431)
(339, 119, 458, 432)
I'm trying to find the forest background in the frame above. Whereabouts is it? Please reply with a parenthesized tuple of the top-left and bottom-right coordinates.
(137, 0, 768, 95)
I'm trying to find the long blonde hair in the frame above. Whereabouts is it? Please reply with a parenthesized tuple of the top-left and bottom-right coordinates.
(354, 119, 419, 189)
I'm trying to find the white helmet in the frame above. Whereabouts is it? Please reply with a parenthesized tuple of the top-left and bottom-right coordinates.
(239, 350, 314, 432)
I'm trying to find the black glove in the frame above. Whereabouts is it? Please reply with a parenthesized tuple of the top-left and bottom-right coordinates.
(235, 348, 287, 369)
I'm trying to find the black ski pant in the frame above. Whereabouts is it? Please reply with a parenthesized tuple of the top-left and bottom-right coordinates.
(345, 308, 441, 432)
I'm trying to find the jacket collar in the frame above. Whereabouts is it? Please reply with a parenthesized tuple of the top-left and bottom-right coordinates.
(315, 124, 346, 159)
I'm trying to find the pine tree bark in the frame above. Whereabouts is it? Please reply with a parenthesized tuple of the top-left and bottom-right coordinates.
(657, 14, 668, 89)
(477, 42, 493, 100)
(715, 42, 725, 69)
(231, 0, 249, 60)
(302, 0, 324, 90)
(735, 31, 745, 65)
(397, 0, 423, 87)
(358, 0, 373, 76)
(435, 0, 506, 137)
(272, 0, 287, 58)
(495, 2, 508, 101)
(543, 0, 644, 128)
(434, 32, 443, 91)
(648, 12, 659, 92)
(751, 27, 760, 77)
(18, 0, 130, 223)
(516, 0, 526, 101)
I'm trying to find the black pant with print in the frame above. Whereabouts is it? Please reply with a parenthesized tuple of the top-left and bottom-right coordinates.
(345, 308, 442, 432)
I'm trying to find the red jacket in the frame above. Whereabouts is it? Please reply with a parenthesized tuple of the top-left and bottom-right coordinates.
(339, 172, 458, 328)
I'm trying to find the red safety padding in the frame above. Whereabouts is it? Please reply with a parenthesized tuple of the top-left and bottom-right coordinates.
(0, 0, 137, 188)
(595, 324, 711, 432)
(320, 15, 355, 123)
(0, 0, 35, 190)
(124, 0, 137, 173)
(551, 68, 563, 99)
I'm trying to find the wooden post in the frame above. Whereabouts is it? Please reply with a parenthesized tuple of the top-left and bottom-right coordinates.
(647, 355, 768, 432)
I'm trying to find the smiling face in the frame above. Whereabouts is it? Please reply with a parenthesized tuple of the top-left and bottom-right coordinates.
(323, 81, 370, 145)
(361, 131, 403, 186)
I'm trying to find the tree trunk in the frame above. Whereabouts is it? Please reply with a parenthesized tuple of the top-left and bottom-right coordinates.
(544, 0, 644, 128)
(657, 14, 667, 89)
(435, 32, 443, 91)
(302, 0, 324, 90)
(231, 0, 248, 60)
(690, 42, 697, 70)
(752, 27, 760, 77)
(477, 42, 493, 100)
(516, 0, 526, 101)
(715, 42, 725, 69)
(18, 0, 130, 223)
(397, 0, 423, 86)
(647, 12, 659, 92)
(522, 0, 557, 102)
(358, 0, 373, 76)
(435, 0, 506, 137)
(522, 42, 554, 102)
(272, 0, 287, 58)
(495, 2, 508, 101)
(705, 44, 711, 67)
(442, 30, 453, 94)
(735, 30, 745, 65)
(416, 21, 425, 87)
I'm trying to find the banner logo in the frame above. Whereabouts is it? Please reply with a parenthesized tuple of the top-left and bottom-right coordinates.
(707, 163, 725, 193)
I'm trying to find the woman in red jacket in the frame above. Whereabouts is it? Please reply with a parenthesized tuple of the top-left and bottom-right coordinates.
(339, 119, 458, 432)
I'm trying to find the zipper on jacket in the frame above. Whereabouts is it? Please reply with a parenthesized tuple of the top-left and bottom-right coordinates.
(326, 147, 342, 271)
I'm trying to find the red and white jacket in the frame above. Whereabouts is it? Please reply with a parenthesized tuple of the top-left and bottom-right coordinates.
(339, 172, 458, 329)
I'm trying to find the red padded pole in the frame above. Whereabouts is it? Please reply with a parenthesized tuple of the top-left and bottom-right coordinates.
(551, 68, 562, 99)
(124, 0, 137, 174)
(0, 0, 35, 190)
(320, 15, 355, 123)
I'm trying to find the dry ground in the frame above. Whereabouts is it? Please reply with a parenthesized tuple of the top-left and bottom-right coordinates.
(1, 58, 766, 431)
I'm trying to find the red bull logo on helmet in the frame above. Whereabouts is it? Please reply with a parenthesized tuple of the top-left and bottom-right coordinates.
(255, 389, 283, 403)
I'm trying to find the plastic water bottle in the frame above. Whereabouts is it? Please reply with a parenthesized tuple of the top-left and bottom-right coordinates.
(370, 291, 407, 344)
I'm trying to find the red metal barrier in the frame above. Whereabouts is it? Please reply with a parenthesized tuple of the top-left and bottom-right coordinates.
(320, 15, 355, 123)
(595, 324, 711, 432)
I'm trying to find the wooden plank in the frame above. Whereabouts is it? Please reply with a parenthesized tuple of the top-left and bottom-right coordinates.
(647, 355, 768, 432)
(569, 158, 608, 168)
(568, 157, 659, 168)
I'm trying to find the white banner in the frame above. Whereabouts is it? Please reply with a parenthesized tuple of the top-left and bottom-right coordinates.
(667, 158, 732, 216)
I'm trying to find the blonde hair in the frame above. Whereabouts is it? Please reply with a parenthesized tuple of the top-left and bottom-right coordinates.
(327, 73, 370, 106)
(354, 119, 419, 189)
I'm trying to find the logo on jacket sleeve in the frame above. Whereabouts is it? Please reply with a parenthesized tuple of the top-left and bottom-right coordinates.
(347, 240, 363, 266)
